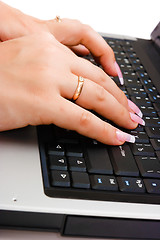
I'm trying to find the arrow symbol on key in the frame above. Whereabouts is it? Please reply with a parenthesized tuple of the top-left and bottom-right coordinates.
(77, 160, 83, 165)
(61, 174, 67, 179)
(58, 159, 65, 164)
(56, 145, 62, 149)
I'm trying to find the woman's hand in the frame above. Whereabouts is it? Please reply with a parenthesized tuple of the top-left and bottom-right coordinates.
(0, 33, 143, 145)
(0, 1, 117, 77)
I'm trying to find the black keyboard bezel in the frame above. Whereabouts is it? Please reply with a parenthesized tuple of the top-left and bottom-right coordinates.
(37, 37, 160, 205)
(37, 125, 160, 205)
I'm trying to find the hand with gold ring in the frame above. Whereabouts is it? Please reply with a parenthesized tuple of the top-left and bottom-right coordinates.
(0, 33, 145, 145)
(0, 1, 135, 115)
(0, 1, 121, 82)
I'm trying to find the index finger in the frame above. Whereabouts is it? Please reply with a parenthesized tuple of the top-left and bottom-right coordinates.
(48, 19, 117, 76)
(80, 24, 117, 76)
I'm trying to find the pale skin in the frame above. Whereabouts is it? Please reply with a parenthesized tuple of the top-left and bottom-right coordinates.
(0, 1, 144, 145)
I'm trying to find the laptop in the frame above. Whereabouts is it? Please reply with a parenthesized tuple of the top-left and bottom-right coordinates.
(1, 22, 160, 240)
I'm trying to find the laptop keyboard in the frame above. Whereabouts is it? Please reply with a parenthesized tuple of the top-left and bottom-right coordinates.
(38, 37, 160, 204)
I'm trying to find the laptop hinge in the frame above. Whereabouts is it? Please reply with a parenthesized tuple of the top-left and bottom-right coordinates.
(151, 22, 160, 48)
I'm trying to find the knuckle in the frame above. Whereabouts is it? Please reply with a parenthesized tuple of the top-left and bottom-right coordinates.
(82, 23, 93, 36)
(98, 68, 107, 85)
(119, 106, 127, 118)
(95, 84, 106, 102)
(32, 32, 54, 45)
(79, 111, 92, 132)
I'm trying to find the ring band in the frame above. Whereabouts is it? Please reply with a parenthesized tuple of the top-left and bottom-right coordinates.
(55, 16, 61, 23)
(72, 76, 84, 101)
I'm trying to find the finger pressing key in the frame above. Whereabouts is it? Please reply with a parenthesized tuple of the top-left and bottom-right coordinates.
(54, 97, 135, 145)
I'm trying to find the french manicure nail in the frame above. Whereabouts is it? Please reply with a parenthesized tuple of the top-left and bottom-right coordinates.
(128, 99, 143, 118)
(116, 130, 135, 143)
(129, 112, 145, 126)
(114, 61, 124, 85)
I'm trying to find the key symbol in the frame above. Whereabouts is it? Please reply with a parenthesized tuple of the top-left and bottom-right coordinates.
(98, 178, 102, 184)
(61, 174, 67, 179)
(56, 145, 62, 149)
(138, 148, 144, 152)
(110, 179, 116, 185)
(136, 180, 143, 188)
(77, 160, 83, 165)
(125, 180, 130, 186)
(119, 146, 125, 157)
(58, 159, 65, 164)
(152, 183, 157, 187)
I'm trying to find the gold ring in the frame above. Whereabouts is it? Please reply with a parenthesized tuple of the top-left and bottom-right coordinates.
(72, 76, 84, 101)
(55, 16, 61, 23)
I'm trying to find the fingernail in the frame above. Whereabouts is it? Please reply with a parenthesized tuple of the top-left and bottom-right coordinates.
(128, 99, 143, 118)
(116, 130, 135, 143)
(114, 61, 124, 85)
(129, 112, 145, 126)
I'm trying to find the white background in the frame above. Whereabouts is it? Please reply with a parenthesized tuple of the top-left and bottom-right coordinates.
(2, 0, 160, 39)
(0, 0, 160, 240)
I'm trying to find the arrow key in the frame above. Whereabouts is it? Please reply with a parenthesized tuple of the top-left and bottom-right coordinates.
(68, 156, 86, 172)
(48, 143, 65, 156)
(51, 170, 70, 187)
(49, 155, 67, 171)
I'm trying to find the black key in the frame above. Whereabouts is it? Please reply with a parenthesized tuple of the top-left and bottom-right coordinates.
(127, 87, 147, 97)
(48, 143, 65, 156)
(117, 177, 145, 193)
(137, 71, 149, 79)
(139, 106, 157, 117)
(123, 46, 134, 53)
(124, 78, 142, 88)
(134, 125, 144, 131)
(90, 175, 118, 191)
(134, 65, 144, 72)
(140, 78, 153, 87)
(148, 93, 160, 103)
(131, 96, 152, 107)
(108, 145, 139, 176)
(144, 117, 160, 127)
(144, 85, 157, 94)
(130, 143, 155, 156)
(130, 58, 141, 66)
(71, 172, 90, 189)
(145, 127, 160, 138)
(151, 139, 160, 151)
(127, 52, 137, 58)
(65, 143, 83, 157)
(86, 145, 113, 174)
(68, 156, 86, 172)
(135, 156, 160, 178)
(130, 130, 149, 143)
(144, 179, 160, 194)
(49, 155, 67, 170)
(51, 170, 70, 187)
